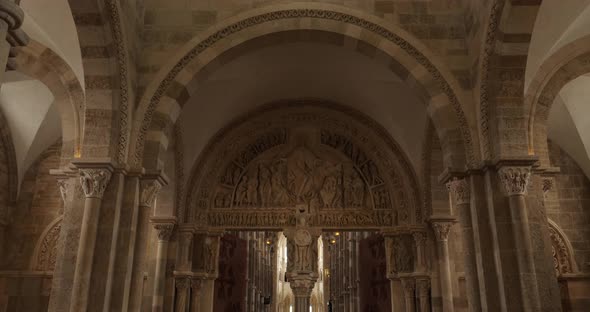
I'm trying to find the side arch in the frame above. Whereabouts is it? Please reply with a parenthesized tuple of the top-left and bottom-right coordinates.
(525, 35, 590, 166)
(130, 3, 476, 172)
(547, 219, 578, 276)
(15, 40, 84, 162)
(29, 216, 63, 271)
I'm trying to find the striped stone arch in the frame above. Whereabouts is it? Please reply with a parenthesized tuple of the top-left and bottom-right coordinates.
(15, 40, 84, 163)
(525, 35, 590, 167)
(131, 3, 477, 173)
(477, 0, 543, 160)
(66, 0, 132, 163)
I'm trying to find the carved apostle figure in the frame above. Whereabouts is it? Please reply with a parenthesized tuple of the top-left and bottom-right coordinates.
(294, 229, 313, 271)
(259, 165, 273, 207)
(236, 176, 249, 206)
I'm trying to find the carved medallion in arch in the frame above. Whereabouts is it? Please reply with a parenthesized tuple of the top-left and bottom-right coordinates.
(31, 216, 63, 271)
(548, 219, 577, 276)
(186, 101, 421, 229)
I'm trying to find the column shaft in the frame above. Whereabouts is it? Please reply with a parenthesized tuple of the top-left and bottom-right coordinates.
(430, 218, 456, 312)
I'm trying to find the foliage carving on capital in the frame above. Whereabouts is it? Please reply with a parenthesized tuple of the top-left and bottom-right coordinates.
(175, 277, 191, 290)
(542, 178, 554, 195)
(431, 221, 455, 241)
(446, 178, 470, 205)
(154, 223, 175, 241)
(79, 169, 112, 199)
(57, 179, 68, 204)
(412, 231, 426, 247)
(190, 278, 202, 291)
(289, 277, 316, 297)
(498, 166, 531, 196)
(140, 180, 162, 207)
(401, 278, 416, 298)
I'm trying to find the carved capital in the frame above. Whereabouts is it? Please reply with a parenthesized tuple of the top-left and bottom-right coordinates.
(175, 277, 191, 290)
(430, 218, 456, 241)
(446, 178, 470, 205)
(79, 169, 112, 199)
(154, 223, 175, 241)
(498, 166, 531, 196)
(401, 278, 416, 298)
(140, 179, 162, 207)
(416, 278, 430, 297)
(542, 178, 554, 195)
(289, 276, 317, 297)
(190, 278, 203, 291)
(0, 0, 24, 29)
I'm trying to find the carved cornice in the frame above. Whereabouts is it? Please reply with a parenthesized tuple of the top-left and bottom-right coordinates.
(429, 217, 456, 241)
(78, 169, 112, 199)
(498, 166, 531, 196)
(446, 178, 470, 205)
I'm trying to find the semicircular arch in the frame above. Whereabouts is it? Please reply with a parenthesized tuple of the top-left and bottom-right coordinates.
(131, 3, 476, 172)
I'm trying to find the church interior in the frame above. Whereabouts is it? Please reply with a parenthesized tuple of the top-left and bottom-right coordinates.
(0, 0, 589, 311)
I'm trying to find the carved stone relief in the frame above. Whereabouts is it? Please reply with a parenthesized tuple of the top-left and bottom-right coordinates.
(79, 168, 112, 199)
(548, 225, 574, 276)
(35, 219, 62, 271)
(186, 103, 420, 229)
(387, 235, 414, 274)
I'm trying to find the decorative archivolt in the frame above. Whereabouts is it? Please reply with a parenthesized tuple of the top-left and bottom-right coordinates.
(547, 219, 577, 276)
(30, 216, 63, 271)
(185, 101, 421, 229)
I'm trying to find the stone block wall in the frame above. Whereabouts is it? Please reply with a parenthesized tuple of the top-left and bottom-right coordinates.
(139, 0, 470, 97)
(1, 142, 62, 270)
(547, 141, 590, 273)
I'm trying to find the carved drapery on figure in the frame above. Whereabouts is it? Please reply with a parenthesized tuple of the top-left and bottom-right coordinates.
(79, 169, 112, 199)
(186, 103, 421, 228)
(498, 166, 531, 196)
(386, 234, 414, 275)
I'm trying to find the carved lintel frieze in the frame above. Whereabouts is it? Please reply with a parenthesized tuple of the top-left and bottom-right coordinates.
(429, 217, 456, 241)
(446, 178, 470, 205)
(498, 166, 531, 196)
(78, 168, 112, 199)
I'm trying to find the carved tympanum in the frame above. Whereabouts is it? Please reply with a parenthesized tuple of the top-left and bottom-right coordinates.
(187, 103, 420, 228)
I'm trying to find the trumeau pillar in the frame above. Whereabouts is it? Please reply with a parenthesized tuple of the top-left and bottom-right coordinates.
(430, 216, 456, 312)
(198, 230, 222, 312)
(151, 217, 176, 312)
(497, 165, 542, 311)
(383, 231, 413, 312)
(69, 163, 113, 312)
(445, 177, 482, 311)
(284, 208, 319, 312)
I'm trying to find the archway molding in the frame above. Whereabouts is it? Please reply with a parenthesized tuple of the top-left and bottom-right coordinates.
(547, 219, 578, 276)
(29, 215, 63, 272)
(524, 34, 590, 166)
(184, 100, 422, 230)
(131, 2, 476, 172)
(15, 40, 84, 161)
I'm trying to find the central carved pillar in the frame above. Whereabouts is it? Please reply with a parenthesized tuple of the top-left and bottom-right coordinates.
(383, 231, 415, 312)
(197, 231, 221, 312)
(430, 216, 456, 312)
(69, 164, 113, 312)
(284, 208, 319, 312)
(151, 217, 176, 312)
(497, 166, 541, 311)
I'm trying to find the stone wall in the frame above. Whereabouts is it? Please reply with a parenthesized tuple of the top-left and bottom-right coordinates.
(547, 141, 590, 273)
(139, 0, 470, 96)
(1, 142, 62, 270)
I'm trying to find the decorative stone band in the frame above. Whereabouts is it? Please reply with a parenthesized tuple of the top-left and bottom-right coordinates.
(0, 0, 24, 29)
(498, 166, 532, 196)
(446, 178, 470, 205)
(79, 169, 113, 199)
(429, 217, 457, 241)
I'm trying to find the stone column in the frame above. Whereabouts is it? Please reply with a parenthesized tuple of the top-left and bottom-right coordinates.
(416, 278, 431, 312)
(151, 217, 176, 312)
(430, 216, 456, 312)
(69, 165, 113, 312)
(497, 166, 541, 311)
(199, 232, 221, 312)
(190, 277, 203, 312)
(174, 277, 191, 312)
(401, 278, 416, 312)
(284, 226, 319, 312)
(445, 177, 481, 311)
(290, 278, 316, 312)
(383, 233, 406, 312)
